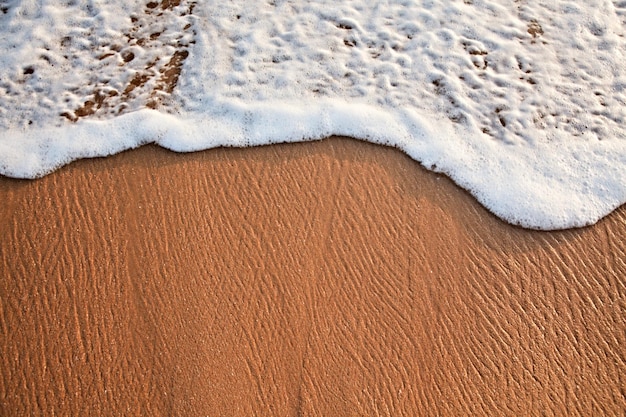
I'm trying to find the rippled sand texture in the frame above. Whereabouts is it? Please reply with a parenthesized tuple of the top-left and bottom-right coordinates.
(1, 138, 625, 416)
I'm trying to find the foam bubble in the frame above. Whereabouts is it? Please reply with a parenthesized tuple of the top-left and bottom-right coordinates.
(1, 0, 626, 230)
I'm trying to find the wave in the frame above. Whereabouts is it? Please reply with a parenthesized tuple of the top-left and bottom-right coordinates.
(1, 0, 626, 229)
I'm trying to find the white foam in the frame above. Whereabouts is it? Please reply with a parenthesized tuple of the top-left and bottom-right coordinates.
(1, 0, 626, 230)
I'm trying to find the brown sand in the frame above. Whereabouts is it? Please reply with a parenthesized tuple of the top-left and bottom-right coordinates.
(1, 137, 625, 416)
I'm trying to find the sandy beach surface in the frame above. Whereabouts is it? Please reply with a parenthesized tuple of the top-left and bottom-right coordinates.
(1, 137, 625, 416)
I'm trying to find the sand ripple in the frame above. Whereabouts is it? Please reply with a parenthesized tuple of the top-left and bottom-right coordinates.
(1, 138, 624, 415)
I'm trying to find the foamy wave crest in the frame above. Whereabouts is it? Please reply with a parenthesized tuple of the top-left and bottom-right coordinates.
(1, 0, 626, 230)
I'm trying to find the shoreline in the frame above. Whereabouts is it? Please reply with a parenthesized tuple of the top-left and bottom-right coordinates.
(1, 137, 625, 415)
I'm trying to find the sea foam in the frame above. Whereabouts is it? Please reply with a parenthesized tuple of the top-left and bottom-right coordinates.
(1, 0, 626, 230)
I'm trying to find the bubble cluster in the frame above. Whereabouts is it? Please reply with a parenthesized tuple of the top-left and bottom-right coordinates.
(1, 0, 626, 230)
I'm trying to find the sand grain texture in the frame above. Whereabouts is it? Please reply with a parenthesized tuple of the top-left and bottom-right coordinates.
(1, 137, 625, 416)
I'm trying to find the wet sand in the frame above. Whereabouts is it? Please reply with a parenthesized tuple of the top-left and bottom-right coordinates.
(1, 137, 625, 416)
